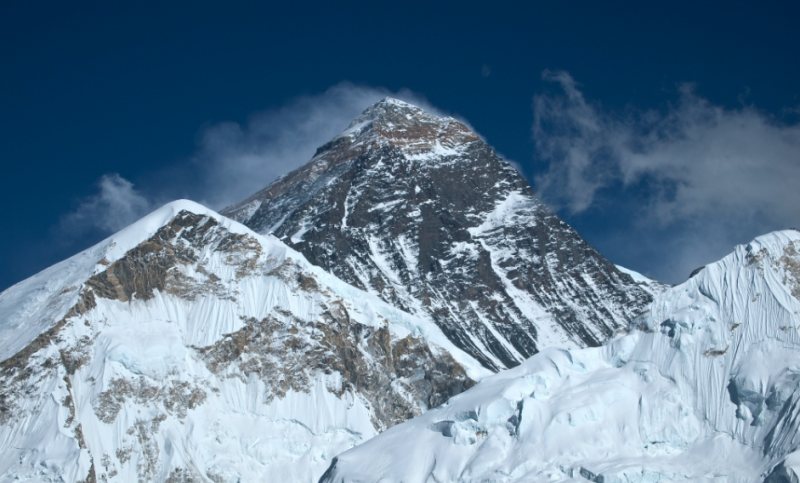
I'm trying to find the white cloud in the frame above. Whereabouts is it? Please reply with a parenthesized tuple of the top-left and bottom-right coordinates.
(533, 70, 800, 283)
(60, 174, 153, 235)
(533, 71, 800, 224)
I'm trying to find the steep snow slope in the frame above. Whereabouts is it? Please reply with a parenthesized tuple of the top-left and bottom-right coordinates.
(0, 200, 489, 483)
(223, 98, 664, 371)
(320, 230, 800, 482)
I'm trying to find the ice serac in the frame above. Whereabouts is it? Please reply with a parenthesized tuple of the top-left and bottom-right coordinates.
(0, 200, 488, 483)
(319, 230, 800, 482)
(222, 98, 665, 371)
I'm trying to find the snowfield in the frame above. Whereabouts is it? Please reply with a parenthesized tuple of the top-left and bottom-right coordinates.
(320, 230, 800, 482)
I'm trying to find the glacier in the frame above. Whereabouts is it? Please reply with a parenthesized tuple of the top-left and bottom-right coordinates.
(320, 230, 800, 482)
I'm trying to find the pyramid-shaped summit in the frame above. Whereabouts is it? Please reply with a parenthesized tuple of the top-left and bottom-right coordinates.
(222, 99, 663, 370)
(345, 97, 434, 125)
(343, 97, 452, 130)
(332, 97, 480, 158)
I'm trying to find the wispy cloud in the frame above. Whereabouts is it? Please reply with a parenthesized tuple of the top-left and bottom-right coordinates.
(185, 82, 463, 210)
(533, 70, 800, 283)
(60, 82, 469, 236)
(60, 174, 153, 235)
(534, 70, 800, 222)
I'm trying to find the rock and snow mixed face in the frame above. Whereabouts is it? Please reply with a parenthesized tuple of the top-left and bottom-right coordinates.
(0, 201, 489, 483)
(222, 98, 664, 371)
(0, 98, 794, 483)
(319, 230, 800, 482)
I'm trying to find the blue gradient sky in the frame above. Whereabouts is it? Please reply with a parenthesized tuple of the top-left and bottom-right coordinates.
(2, 0, 799, 290)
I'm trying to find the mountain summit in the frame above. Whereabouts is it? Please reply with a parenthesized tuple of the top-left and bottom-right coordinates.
(333, 97, 481, 155)
(222, 99, 663, 370)
(222, 98, 480, 230)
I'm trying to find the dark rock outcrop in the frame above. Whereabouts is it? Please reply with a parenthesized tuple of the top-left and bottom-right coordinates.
(223, 98, 663, 370)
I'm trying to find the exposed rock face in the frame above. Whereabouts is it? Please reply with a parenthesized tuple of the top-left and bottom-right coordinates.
(223, 98, 664, 370)
(0, 201, 485, 483)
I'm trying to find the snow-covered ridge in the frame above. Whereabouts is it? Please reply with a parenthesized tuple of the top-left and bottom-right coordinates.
(0, 200, 489, 482)
(320, 230, 800, 482)
(0, 200, 221, 362)
(615, 264, 668, 297)
(0, 200, 484, 373)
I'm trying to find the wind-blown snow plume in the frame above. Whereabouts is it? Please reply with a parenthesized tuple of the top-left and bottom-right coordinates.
(59, 83, 466, 237)
(60, 174, 153, 234)
(187, 83, 464, 210)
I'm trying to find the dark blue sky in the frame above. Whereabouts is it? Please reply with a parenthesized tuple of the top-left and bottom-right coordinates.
(2, 0, 799, 290)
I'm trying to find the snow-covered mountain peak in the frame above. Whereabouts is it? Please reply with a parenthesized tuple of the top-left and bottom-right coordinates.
(0, 199, 280, 363)
(222, 99, 663, 373)
(342, 97, 451, 133)
(0, 200, 207, 362)
(345, 97, 431, 125)
(94, 199, 253, 266)
(0, 199, 489, 482)
(319, 229, 800, 482)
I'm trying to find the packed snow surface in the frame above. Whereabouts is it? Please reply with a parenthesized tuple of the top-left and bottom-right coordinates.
(321, 230, 800, 482)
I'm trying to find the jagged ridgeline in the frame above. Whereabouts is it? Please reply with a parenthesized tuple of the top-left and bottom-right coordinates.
(223, 98, 664, 371)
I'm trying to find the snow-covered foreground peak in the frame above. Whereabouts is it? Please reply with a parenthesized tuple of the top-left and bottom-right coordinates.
(320, 230, 800, 482)
(0, 200, 489, 482)
(0, 200, 222, 362)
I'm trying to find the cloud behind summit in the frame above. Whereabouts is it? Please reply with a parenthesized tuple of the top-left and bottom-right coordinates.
(532, 70, 800, 283)
(55, 75, 800, 286)
(59, 83, 463, 238)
